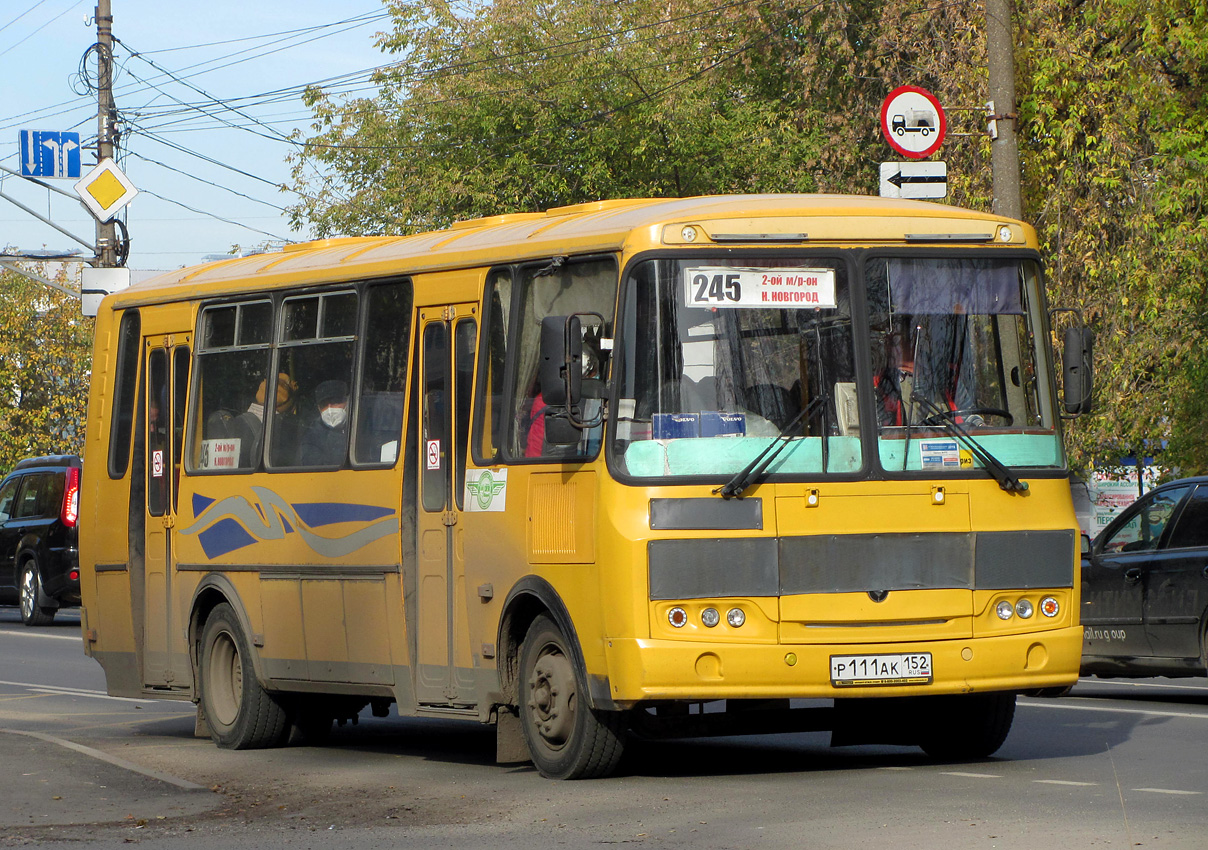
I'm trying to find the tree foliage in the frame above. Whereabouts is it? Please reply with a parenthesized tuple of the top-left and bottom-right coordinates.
(0, 265, 94, 471)
(289, 0, 829, 235)
(290, 0, 1208, 475)
(1018, 0, 1208, 476)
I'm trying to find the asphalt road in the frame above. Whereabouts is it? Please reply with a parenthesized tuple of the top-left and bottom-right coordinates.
(3, 606, 1207, 849)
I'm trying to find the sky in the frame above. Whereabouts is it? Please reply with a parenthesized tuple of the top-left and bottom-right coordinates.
(0, 0, 393, 272)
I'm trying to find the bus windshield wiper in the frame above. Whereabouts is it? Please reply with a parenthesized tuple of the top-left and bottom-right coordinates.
(910, 394, 1029, 493)
(715, 396, 825, 500)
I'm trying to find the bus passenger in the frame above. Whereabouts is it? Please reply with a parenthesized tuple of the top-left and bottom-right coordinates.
(297, 380, 350, 466)
(236, 372, 298, 467)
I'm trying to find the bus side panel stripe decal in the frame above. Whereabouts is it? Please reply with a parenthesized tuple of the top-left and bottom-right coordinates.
(179, 487, 398, 560)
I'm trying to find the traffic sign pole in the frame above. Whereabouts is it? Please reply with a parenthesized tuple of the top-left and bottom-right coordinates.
(94, 0, 120, 268)
(986, 0, 1022, 219)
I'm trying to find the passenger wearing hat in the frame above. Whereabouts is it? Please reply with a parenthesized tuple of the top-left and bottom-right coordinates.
(234, 372, 298, 467)
(298, 379, 350, 466)
(249, 372, 298, 420)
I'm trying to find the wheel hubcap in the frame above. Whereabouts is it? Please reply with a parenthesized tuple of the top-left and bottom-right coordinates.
(526, 646, 576, 749)
(206, 630, 242, 728)
(19, 568, 35, 618)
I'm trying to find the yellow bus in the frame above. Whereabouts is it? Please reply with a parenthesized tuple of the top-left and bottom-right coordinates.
(79, 195, 1090, 779)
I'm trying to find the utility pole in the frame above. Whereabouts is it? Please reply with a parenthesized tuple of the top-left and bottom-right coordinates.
(94, 0, 119, 268)
(985, 0, 1022, 220)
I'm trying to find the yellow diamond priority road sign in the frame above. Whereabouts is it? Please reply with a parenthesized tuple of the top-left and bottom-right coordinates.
(74, 157, 137, 222)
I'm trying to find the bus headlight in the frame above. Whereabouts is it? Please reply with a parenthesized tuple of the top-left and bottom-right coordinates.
(701, 607, 720, 628)
(726, 607, 746, 628)
(996, 600, 1015, 620)
(1040, 596, 1060, 618)
(1016, 599, 1034, 619)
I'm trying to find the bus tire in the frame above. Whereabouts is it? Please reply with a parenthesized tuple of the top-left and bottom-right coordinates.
(518, 615, 626, 779)
(919, 692, 1016, 760)
(199, 603, 290, 750)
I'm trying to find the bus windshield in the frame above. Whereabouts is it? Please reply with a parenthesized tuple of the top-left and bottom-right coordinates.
(613, 254, 1062, 480)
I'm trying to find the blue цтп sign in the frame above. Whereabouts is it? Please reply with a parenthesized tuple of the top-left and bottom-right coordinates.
(19, 130, 82, 179)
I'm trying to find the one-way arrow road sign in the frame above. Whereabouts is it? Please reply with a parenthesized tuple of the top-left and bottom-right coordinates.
(879, 161, 948, 199)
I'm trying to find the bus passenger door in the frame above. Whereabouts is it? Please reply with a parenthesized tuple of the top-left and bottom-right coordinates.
(142, 336, 192, 689)
(415, 305, 478, 706)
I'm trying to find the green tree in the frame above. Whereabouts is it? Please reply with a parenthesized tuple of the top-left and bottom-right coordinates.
(1018, 0, 1208, 477)
(288, 0, 828, 235)
(0, 265, 94, 471)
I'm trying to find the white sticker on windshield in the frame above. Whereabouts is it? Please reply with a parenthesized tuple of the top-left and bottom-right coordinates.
(684, 267, 837, 309)
(919, 439, 973, 470)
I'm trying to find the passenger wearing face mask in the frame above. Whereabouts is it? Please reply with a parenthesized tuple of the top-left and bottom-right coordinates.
(297, 379, 350, 466)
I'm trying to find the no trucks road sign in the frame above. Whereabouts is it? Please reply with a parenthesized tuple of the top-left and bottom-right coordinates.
(880, 85, 946, 159)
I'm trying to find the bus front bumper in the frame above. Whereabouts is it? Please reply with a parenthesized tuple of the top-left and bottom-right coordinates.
(600, 626, 1083, 707)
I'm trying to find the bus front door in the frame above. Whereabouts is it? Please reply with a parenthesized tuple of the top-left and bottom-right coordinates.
(142, 333, 192, 689)
(415, 305, 478, 706)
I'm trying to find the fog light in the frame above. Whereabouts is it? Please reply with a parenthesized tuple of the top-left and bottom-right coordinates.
(1016, 599, 1034, 619)
(701, 607, 720, 628)
(726, 607, 746, 628)
(1041, 596, 1060, 618)
(996, 600, 1015, 620)
(668, 607, 688, 628)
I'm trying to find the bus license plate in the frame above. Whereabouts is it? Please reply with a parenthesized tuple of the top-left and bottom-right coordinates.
(830, 652, 933, 687)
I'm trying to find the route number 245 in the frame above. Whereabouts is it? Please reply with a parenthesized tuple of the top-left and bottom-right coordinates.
(692, 272, 742, 303)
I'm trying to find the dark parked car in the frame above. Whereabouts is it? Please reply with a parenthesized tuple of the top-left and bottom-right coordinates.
(0, 455, 81, 626)
(1081, 476, 1208, 678)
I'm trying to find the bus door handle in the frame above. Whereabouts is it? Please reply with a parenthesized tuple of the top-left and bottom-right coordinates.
(1124, 568, 1142, 584)
(442, 510, 459, 527)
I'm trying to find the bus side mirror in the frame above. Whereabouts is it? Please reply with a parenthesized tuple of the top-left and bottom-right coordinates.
(539, 315, 582, 407)
(1063, 327, 1094, 415)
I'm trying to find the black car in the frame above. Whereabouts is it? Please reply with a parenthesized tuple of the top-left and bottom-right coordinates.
(0, 455, 82, 626)
(1081, 476, 1208, 678)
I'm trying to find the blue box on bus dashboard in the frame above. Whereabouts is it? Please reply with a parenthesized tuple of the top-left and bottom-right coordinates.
(654, 413, 700, 439)
(700, 411, 746, 437)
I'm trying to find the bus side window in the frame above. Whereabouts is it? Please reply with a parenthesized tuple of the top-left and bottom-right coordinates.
(108, 309, 142, 478)
(474, 267, 512, 464)
(189, 301, 272, 473)
(506, 257, 617, 460)
(278, 292, 357, 469)
(354, 279, 413, 465)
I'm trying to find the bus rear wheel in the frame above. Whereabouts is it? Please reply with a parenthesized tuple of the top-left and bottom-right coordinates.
(919, 692, 1016, 760)
(518, 615, 626, 779)
(199, 603, 290, 749)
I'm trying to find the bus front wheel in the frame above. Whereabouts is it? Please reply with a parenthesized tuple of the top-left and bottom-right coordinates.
(199, 603, 290, 749)
(919, 692, 1016, 760)
(518, 615, 626, 779)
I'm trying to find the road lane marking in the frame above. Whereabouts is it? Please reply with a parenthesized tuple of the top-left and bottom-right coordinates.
(1077, 679, 1208, 691)
(0, 728, 205, 790)
(1020, 699, 1208, 721)
(1034, 780, 1098, 786)
(0, 679, 157, 704)
(941, 771, 1001, 779)
(0, 629, 83, 642)
(1132, 788, 1202, 796)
